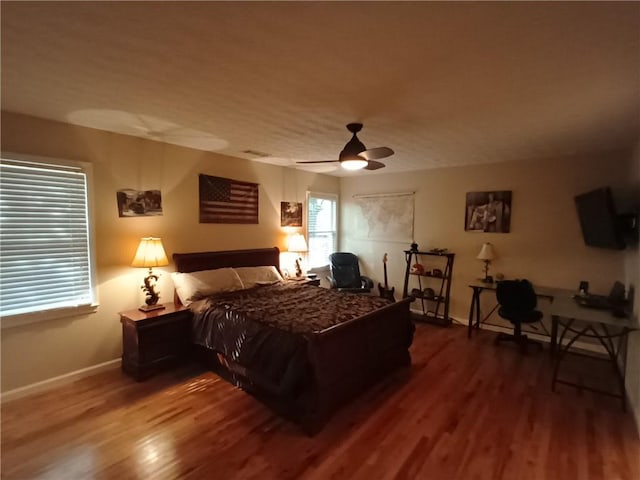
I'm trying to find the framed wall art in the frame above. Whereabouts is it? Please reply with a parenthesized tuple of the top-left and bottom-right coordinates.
(116, 189, 163, 217)
(281, 202, 303, 227)
(199, 174, 259, 224)
(465, 191, 512, 233)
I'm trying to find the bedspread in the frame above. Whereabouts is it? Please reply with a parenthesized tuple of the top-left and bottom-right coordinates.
(190, 283, 394, 395)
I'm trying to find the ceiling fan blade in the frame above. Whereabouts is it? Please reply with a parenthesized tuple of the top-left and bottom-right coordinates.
(296, 160, 339, 164)
(364, 160, 386, 171)
(360, 146, 394, 161)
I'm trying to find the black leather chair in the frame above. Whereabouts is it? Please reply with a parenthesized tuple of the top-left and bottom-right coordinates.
(495, 279, 544, 352)
(327, 252, 373, 293)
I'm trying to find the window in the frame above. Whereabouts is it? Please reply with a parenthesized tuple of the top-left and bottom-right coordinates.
(0, 156, 97, 322)
(306, 192, 338, 269)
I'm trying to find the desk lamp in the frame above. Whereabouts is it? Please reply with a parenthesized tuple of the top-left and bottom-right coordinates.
(132, 237, 169, 311)
(476, 242, 495, 283)
(287, 233, 308, 278)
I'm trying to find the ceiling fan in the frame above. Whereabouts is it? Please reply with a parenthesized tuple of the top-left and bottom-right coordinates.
(297, 123, 394, 171)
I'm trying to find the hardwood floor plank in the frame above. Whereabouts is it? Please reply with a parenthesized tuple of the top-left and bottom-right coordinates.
(2, 324, 639, 480)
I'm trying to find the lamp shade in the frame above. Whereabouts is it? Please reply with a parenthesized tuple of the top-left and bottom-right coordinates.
(131, 237, 169, 268)
(287, 233, 308, 253)
(476, 242, 495, 261)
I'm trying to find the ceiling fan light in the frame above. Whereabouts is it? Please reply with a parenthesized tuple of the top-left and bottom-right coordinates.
(341, 158, 368, 170)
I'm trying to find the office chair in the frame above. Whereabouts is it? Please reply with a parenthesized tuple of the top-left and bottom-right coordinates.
(495, 279, 544, 352)
(327, 252, 373, 294)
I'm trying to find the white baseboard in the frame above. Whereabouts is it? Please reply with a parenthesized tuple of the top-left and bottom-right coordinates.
(1, 358, 121, 403)
(438, 313, 607, 355)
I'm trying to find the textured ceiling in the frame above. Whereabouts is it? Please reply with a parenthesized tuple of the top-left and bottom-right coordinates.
(2, 2, 639, 176)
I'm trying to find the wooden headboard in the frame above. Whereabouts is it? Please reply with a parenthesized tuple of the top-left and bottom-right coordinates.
(173, 247, 281, 273)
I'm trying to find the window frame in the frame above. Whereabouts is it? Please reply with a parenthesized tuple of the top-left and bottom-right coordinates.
(0, 153, 99, 329)
(305, 191, 339, 270)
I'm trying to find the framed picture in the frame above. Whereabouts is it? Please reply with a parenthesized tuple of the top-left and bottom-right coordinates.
(281, 202, 303, 227)
(199, 174, 259, 224)
(465, 191, 512, 233)
(116, 189, 163, 217)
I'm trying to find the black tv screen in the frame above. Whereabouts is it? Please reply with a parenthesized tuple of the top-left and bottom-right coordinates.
(574, 187, 625, 250)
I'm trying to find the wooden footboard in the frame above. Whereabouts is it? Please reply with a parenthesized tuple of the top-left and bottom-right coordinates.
(302, 297, 414, 433)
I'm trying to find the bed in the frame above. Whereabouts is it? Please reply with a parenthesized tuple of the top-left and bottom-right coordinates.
(172, 247, 414, 434)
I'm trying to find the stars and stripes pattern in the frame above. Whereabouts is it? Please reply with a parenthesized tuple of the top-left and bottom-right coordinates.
(199, 174, 259, 224)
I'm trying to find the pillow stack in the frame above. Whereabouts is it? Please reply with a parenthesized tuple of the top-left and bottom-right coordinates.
(171, 266, 284, 306)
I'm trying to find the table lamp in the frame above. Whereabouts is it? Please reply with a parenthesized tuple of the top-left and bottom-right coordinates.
(287, 233, 308, 278)
(131, 237, 169, 311)
(476, 242, 495, 283)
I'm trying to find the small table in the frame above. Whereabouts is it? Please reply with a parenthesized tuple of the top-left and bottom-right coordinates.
(120, 303, 192, 380)
(287, 277, 321, 287)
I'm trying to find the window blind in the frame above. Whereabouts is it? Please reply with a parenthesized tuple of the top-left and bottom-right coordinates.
(0, 158, 95, 317)
(307, 193, 337, 269)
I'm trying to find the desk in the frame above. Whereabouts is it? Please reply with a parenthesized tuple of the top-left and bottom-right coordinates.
(467, 280, 562, 339)
(467, 280, 638, 409)
(549, 295, 637, 410)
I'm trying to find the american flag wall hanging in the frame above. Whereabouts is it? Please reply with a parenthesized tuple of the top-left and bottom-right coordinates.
(199, 174, 259, 224)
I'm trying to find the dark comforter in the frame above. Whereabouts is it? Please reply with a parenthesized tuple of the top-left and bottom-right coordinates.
(190, 283, 395, 396)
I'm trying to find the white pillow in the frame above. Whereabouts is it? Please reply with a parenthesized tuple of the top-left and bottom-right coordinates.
(171, 268, 244, 306)
(234, 266, 284, 289)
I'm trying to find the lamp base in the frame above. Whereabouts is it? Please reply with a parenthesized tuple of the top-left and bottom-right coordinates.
(138, 303, 165, 313)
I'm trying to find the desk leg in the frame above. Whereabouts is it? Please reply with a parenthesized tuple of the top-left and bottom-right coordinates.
(550, 316, 558, 357)
(468, 289, 479, 338)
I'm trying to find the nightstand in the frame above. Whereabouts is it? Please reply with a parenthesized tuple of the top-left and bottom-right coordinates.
(287, 277, 321, 287)
(120, 303, 192, 380)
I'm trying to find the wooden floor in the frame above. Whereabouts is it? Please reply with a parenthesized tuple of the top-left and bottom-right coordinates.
(2, 324, 639, 480)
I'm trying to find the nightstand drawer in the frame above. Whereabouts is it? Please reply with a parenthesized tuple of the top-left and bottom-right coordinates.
(137, 318, 190, 363)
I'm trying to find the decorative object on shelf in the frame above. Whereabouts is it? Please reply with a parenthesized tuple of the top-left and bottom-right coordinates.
(410, 263, 425, 275)
(465, 191, 512, 233)
(132, 237, 169, 312)
(429, 248, 448, 254)
(287, 233, 308, 278)
(422, 287, 435, 299)
(280, 202, 302, 227)
(199, 174, 259, 224)
(410, 242, 419, 252)
(476, 242, 495, 283)
(116, 189, 163, 217)
(431, 268, 443, 278)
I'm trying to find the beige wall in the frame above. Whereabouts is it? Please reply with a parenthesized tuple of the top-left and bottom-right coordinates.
(0, 112, 339, 392)
(341, 151, 630, 320)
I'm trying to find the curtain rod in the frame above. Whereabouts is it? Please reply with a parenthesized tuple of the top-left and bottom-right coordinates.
(352, 191, 415, 199)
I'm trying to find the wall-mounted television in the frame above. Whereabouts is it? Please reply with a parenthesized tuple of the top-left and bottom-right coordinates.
(574, 187, 625, 250)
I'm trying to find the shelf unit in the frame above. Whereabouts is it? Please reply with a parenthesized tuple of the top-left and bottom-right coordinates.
(402, 250, 455, 326)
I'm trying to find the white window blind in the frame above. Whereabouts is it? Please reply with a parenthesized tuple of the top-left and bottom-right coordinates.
(307, 192, 338, 269)
(0, 158, 95, 317)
